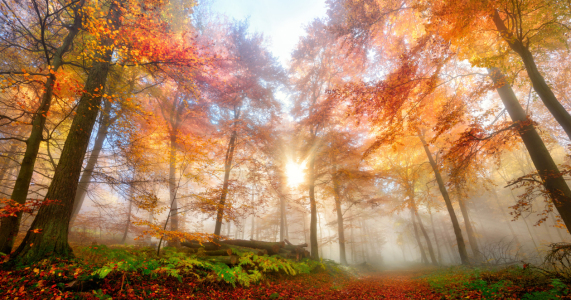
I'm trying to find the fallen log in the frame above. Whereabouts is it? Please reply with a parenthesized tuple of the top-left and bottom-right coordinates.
(220, 239, 285, 255)
(200, 249, 233, 256)
(181, 241, 228, 251)
(205, 255, 239, 265)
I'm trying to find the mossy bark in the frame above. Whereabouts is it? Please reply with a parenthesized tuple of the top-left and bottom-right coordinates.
(8, 2, 121, 265)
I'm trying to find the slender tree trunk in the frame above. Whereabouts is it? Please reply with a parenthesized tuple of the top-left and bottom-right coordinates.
(410, 207, 428, 264)
(428, 207, 442, 265)
(489, 68, 571, 231)
(70, 100, 113, 225)
(0, 6, 84, 255)
(333, 175, 347, 265)
(0, 143, 20, 197)
(8, 1, 121, 265)
(284, 206, 289, 240)
(250, 193, 256, 240)
(308, 155, 319, 259)
(168, 132, 180, 247)
(456, 193, 482, 262)
(492, 11, 571, 140)
(214, 107, 240, 238)
(440, 220, 458, 264)
(418, 132, 470, 264)
(279, 175, 286, 241)
(0, 143, 19, 186)
(121, 193, 133, 244)
(411, 198, 437, 265)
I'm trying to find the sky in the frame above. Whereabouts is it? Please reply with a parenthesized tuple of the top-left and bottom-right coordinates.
(210, 0, 328, 67)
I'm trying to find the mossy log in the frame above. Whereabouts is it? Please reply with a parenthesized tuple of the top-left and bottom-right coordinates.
(204, 254, 239, 265)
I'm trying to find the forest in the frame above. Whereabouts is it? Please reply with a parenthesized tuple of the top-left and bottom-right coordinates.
(1, 0, 571, 299)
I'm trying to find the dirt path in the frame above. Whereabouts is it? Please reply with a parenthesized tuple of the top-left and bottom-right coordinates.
(190, 269, 442, 300)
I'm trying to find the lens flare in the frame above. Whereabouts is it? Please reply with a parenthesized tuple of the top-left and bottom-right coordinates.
(286, 161, 305, 187)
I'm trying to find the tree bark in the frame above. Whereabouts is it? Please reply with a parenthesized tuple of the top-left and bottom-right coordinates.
(417, 131, 470, 264)
(279, 174, 287, 242)
(489, 68, 571, 231)
(0, 4, 84, 255)
(70, 99, 113, 225)
(0, 143, 20, 195)
(214, 107, 240, 238)
(8, 1, 121, 265)
(411, 197, 437, 265)
(492, 11, 571, 140)
(428, 207, 442, 265)
(410, 206, 428, 264)
(308, 154, 319, 260)
(120, 193, 133, 244)
(456, 193, 482, 262)
(168, 132, 179, 247)
(333, 174, 348, 265)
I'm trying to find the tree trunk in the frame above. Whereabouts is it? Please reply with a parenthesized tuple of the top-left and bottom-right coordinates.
(214, 107, 240, 238)
(410, 206, 428, 264)
(492, 11, 571, 140)
(168, 132, 179, 247)
(489, 68, 571, 231)
(70, 99, 113, 225)
(428, 207, 442, 265)
(0, 6, 84, 255)
(279, 175, 286, 241)
(440, 220, 458, 264)
(333, 175, 347, 265)
(418, 131, 470, 264)
(0, 143, 19, 187)
(8, 1, 121, 265)
(120, 193, 133, 244)
(411, 198, 437, 265)
(456, 193, 482, 262)
(308, 154, 319, 260)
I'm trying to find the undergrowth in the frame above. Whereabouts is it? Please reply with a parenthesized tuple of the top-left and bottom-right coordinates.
(423, 265, 570, 299)
(0, 244, 336, 299)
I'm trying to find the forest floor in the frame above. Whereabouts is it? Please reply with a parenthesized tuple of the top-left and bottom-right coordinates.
(0, 245, 570, 299)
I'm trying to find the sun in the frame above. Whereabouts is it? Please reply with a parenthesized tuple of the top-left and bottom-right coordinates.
(285, 161, 306, 187)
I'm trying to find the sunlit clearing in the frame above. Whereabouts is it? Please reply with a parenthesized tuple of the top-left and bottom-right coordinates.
(286, 161, 305, 187)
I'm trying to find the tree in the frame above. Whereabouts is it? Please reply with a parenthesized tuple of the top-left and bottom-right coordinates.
(211, 20, 285, 239)
(0, 0, 85, 254)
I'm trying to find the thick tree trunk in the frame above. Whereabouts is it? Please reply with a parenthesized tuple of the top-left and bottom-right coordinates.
(418, 132, 470, 264)
(457, 194, 482, 262)
(214, 108, 240, 237)
(0, 7, 84, 255)
(489, 68, 571, 231)
(333, 175, 347, 265)
(492, 11, 571, 140)
(308, 156, 319, 260)
(410, 206, 428, 264)
(8, 2, 121, 265)
(411, 198, 437, 265)
(70, 99, 113, 225)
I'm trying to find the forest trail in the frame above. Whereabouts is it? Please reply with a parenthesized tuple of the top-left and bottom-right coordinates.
(195, 268, 443, 300)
